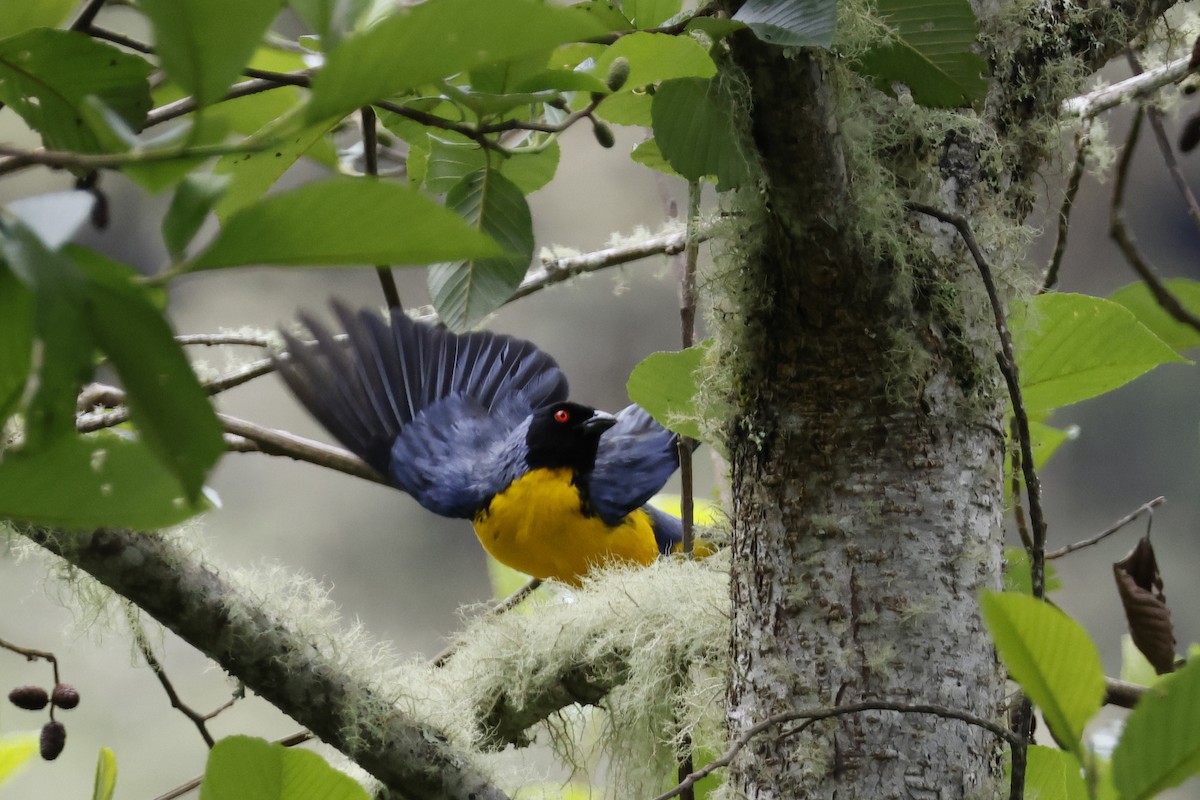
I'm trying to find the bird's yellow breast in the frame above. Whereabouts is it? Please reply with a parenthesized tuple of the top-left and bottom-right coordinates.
(473, 467, 659, 585)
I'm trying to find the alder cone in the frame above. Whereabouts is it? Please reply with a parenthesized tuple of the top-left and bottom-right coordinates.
(51, 683, 80, 710)
(40, 721, 66, 761)
(7, 685, 49, 711)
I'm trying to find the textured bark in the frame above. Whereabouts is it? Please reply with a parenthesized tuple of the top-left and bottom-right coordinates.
(721, 45, 1006, 799)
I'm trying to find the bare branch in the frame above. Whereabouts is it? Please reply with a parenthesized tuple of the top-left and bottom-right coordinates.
(1110, 107, 1200, 336)
(216, 414, 386, 484)
(1042, 123, 1090, 292)
(430, 578, 544, 668)
(126, 608, 221, 748)
(510, 227, 699, 303)
(1062, 52, 1195, 119)
(1047, 496, 1166, 559)
(176, 333, 273, 348)
(1105, 677, 1146, 709)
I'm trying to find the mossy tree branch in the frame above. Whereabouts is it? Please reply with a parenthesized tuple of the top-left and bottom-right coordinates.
(18, 526, 509, 800)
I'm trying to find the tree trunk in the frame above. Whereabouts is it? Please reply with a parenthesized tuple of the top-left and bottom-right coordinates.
(719, 43, 1007, 798)
(719, 0, 1180, 794)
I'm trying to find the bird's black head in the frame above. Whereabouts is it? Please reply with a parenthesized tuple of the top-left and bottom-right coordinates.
(524, 401, 616, 473)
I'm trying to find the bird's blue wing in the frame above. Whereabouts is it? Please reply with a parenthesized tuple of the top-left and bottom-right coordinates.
(276, 302, 567, 518)
(587, 404, 685, 526)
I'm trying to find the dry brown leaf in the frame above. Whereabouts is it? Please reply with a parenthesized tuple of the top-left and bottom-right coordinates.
(1113, 536, 1176, 675)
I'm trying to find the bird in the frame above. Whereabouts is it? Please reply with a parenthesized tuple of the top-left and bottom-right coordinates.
(274, 302, 694, 585)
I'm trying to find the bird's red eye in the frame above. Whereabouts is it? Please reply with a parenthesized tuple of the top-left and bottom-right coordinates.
(554, 409, 570, 423)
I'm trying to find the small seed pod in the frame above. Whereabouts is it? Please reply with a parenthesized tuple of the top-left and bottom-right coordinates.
(591, 120, 615, 149)
(8, 686, 49, 711)
(51, 683, 80, 710)
(40, 721, 66, 761)
(605, 57, 631, 93)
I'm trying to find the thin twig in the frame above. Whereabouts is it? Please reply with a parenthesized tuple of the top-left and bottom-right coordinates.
(1126, 51, 1200, 229)
(126, 609, 219, 748)
(362, 106, 403, 309)
(0, 142, 263, 179)
(1061, 52, 1197, 118)
(678, 183, 702, 560)
(146, 78, 294, 128)
(907, 204, 1047, 593)
(653, 700, 1022, 800)
(1110, 108, 1200, 337)
(176, 333, 273, 347)
(429, 578, 544, 667)
(1042, 122, 1090, 293)
(0, 637, 61, 686)
(1047, 496, 1166, 559)
(906, 202, 1047, 800)
(1009, 417, 1033, 552)
(70, 0, 108, 31)
(84, 24, 154, 54)
(511, 227, 699, 303)
(217, 414, 386, 483)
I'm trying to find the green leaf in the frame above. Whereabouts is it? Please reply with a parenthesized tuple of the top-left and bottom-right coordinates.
(623, 0, 682, 28)
(732, 0, 837, 48)
(630, 137, 681, 177)
(626, 342, 709, 440)
(1011, 293, 1188, 413)
(0, 431, 206, 529)
(855, 0, 988, 108)
(592, 32, 716, 127)
(980, 592, 1105, 758)
(500, 141, 560, 195)
(1023, 745, 1088, 800)
(0, 214, 94, 444)
(163, 174, 229, 260)
(422, 138, 560, 196)
(1001, 548, 1061, 595)
(0, 264, 33, 422)
(199, 735, 370, 800)
(1109, 279, 1200, 352)
(571, 0, 634, 30)
(191, 177, 506, 270)
(428, 169, 533, 330)
(512, 68, 611, 94)
(651, 77, 747, 189)
(92, 747, 117, 800)
(211, 117, 339, 220)
(425, 138, 488, 194)
(0, 29, 152, 152)
(138, 0, 282, 109)
(1026, 419, 1078, 469)
(0, 0, 78, 38)
(1120, 633, 1164, 688)
(306, 0, 607, 123)
(1113, 658, 1200, 799)
(0, 734, 38, 789)
(74, 248, 224, 503)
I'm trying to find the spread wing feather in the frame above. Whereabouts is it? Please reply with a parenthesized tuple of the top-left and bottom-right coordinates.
(276, 302, 568, 517)
(588, 404, 688, 526)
